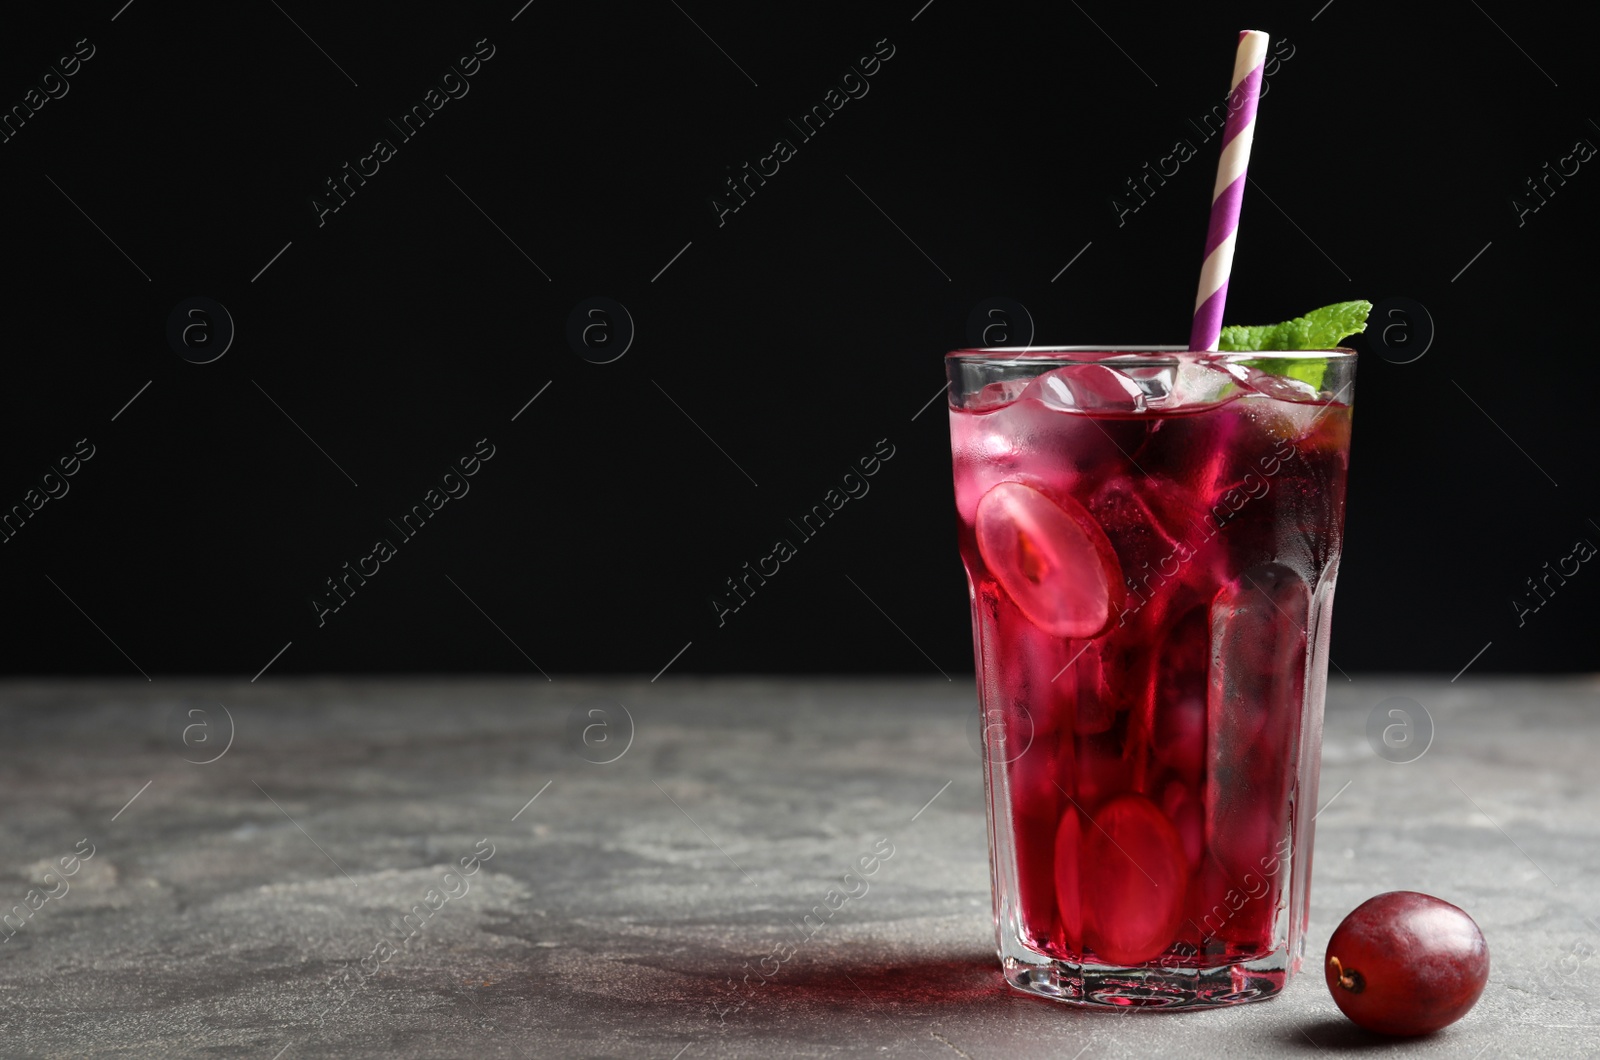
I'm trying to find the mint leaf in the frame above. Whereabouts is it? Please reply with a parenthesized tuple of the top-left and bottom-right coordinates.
(1217, 300, 1372, 352)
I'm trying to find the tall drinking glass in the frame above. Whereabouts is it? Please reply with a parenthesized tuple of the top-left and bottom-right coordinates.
(947, 347, 1355, 1008)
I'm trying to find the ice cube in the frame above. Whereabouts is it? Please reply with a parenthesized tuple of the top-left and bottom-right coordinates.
(1207, 563, 1309, 750)
(1153, 604, 1211, 785)
(971, 378, 1030, 410)
(948, 414, 1030, 527)
(1155, 693, 1207, 785)
(1001, 670, 1066, 949)
(1241, 368, 1321, 403)
(1025, 364, 1148, 413)
(1164, 357, 1242, 410)
(1087, 476, 1202, 573)
(1074, 730, 1133, 804)
(950, 395, 1095, 525)
(1013, 763, 1065, 950)
(1204, 563, 1308, 905)
(1162, 780, 1205, 871)
(1065, 641, 1118, 735)
(1123, 363, 1174, 407)
(975, 481, 1124, 639)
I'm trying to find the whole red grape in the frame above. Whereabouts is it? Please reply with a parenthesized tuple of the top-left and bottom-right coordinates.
(1325, 891, 1489, 1035)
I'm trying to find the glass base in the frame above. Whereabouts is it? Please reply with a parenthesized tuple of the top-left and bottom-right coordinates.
(1001, 954, 1289, 1009)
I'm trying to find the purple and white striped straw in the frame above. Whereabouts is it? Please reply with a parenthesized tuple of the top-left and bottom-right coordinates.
(1190, 30, 1270, 352)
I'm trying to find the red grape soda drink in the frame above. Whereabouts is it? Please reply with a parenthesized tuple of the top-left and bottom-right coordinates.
(948, 347, 1355, 1007)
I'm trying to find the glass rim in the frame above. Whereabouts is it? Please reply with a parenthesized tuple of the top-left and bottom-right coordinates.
(946, 346, 1357, 363)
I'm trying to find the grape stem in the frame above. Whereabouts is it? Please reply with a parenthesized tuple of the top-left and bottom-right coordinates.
(1328, 955, 1364, 993)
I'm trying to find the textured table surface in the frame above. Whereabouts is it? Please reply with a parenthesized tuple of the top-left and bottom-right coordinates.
(0, 677, 1595, 1059)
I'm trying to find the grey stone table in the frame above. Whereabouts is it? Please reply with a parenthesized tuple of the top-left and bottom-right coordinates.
(0, 677, 1595, 1059)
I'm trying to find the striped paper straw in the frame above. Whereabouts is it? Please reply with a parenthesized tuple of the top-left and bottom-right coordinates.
(1190, 30, 1270, 352)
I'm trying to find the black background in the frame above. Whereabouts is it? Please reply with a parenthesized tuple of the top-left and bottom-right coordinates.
(1, 1, 1594, 679)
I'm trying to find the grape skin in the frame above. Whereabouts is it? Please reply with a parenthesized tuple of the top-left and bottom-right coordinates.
(1325, 891, 1489, 1035)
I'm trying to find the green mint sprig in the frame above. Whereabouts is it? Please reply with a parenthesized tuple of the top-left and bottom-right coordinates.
(1217, 300, 1371, 390)
(1218, 300, 1372, 352)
